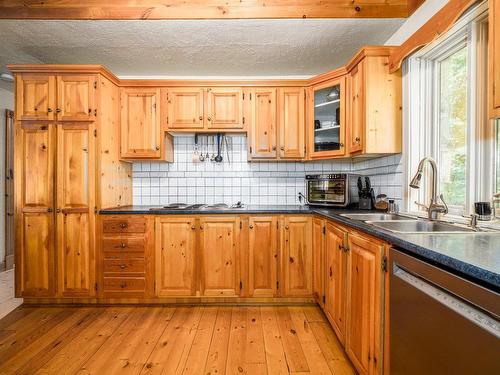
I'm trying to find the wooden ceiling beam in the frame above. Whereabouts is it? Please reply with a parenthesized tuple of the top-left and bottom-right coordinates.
(0, 1, 416, 19)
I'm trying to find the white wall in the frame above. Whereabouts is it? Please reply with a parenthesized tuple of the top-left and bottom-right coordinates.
(385, 0, 449, 45)
(0, 87, 14, 269)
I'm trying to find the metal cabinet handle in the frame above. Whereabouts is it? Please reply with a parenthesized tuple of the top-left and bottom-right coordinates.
(120, 264, 126, 270)
(355, 137, 361, 143)
(272, 146, 277, 151)
(155, 146, 160, 151)
(329, 267, 333, 277)
(47, 208, 53, 213)
(47, 107, 53, 113)
(120, 282, 126, 288)
(191, 225, 196, 230)
(56, 108, 61, 113)
(56, 208, 61, 213)
(338, 244, 343, 251)
(119, 223, 127, 229)
(280, 146, 284, 151)
(200, 225, 204, 230)
(207, 116, 212, 121)
(249, 225, 254, 229)
(120, 242, 126, 248)
(285, 225, 289, 230)
(199, 116, 203, 121)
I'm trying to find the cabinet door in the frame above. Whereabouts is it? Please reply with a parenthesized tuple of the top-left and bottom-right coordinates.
(348, 62, 364, 154)
(282, 216, 312, 296)
(16, 123, 56, 297)
(309, 77, 346, 159)
(312, 217, 324, 306)
(278, 87, 305, 159)
(346, 232, 384, 375)
(16, 74, 56, 121)
(57, 75, 96, 121)
(490, 0, 500, 117)
(166, 88, 204, 129)
(120, 88, 161, 158)
(56, 123, 96, 297)
(200, 216, 240, 296)
(155, 217, 197, 296)
(324, 222, 347, 344)
(206, 87, 243, 129)
(248, 216, 278, 297)
(250, 88, 277, 158)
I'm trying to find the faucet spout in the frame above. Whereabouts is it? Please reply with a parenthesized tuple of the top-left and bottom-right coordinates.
(410, 157, 448, 220)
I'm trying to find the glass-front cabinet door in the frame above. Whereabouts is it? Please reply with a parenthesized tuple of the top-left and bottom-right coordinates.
(308, 77, 346, 158)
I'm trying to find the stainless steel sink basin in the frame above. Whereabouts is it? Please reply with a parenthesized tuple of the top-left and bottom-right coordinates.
(340, 213, 415, 221)
(366, 220, 475, 233)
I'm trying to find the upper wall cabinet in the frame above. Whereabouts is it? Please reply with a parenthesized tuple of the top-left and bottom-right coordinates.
(249, 88, 277, 158)
(206, 87, 244, 130)
(278, 87, 306, 159)
(164, 87, 204, 130)
(347, 55, 402, 156)
(308, 77, 346, 159)
(490, 0, 500, 118)
(15, 74, 96, 122)
(163, 87, 244, 131)
(120, 87, 170, 160)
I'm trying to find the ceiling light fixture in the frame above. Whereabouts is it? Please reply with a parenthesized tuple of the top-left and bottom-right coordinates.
(0, 73, 14, 82)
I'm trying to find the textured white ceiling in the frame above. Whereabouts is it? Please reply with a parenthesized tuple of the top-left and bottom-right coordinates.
(0, 18, 403, 84)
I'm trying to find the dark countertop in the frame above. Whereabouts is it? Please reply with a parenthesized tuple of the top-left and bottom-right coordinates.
(100, 205, 500, 291)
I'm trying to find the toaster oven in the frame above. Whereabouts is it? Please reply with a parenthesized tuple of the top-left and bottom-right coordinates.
(305, 173, 359, 207)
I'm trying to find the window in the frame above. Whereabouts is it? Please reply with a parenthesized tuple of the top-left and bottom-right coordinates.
(405, 1, 491, 216)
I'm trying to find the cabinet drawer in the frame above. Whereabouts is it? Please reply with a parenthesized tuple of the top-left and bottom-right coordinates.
(102, 236, 146, 253)
(103, 258, 145, 274)
(103, 277, 146, 292)
(102, 218, 147, 233)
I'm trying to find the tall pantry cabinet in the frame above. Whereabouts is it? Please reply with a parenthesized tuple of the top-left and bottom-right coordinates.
(12, 68, 132, 298)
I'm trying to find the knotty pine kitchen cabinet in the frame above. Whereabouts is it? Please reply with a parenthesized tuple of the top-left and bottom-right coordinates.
(56, 122, 96, 297)
(15, 122, 96, 298)
(248, 87, 306, 160)
(15, 123, 56, 297)
(312, 217, 325, 306)
(345, 231, 386, 375)
(248, 216, 279, 297)
(100, 216, 154, 298)
(248, 88, 277, 158)
(162, 87, 244, 131)
(347, 54, 402, 156)
(199, 216, 241, 296)
(120, 87, 162, 159)
(324, 221, 348, 344)
(490, 0, 500, 118)
(15, 73, 96, 122)
(278, 87, 306, 159)
(155, 216, 197, 297)
(281, 216, 313, 297)
(308, 77, 347, 159)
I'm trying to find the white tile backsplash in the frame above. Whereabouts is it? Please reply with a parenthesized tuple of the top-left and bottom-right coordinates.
(132, 135, 403, 206)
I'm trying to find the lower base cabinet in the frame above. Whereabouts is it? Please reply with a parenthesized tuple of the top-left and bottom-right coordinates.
(155, 217, 197, 296)
(282, 216, 313, 296)
(248, 216, 279, 297)
(324, 222, 348, 344)
(345, 231, 386, 375)
(199, 216, 241, 296)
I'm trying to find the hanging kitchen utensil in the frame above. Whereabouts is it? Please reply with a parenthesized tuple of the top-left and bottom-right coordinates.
(224, 135, 230, 164)
(215, 133, 223, 163)
(210, 136, 216, 161)
(199, 135, 205, 162)
(192, 134, 200, 163)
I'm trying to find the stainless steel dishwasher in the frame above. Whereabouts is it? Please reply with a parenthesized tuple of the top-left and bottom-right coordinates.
(390, 248, 500, 375)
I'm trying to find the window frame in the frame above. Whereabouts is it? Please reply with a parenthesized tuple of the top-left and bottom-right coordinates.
(404, 1, 491, 217)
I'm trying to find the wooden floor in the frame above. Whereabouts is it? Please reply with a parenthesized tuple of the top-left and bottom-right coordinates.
(0, 305, 355, 375)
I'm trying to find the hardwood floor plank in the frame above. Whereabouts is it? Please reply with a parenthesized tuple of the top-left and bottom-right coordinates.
(302, 305, 326, 323)
(81, 307, 175, 374)
(204, 306, 232, 375)
(246, 307, 266, 366)
(288, 306, 332, 375)
(141, 306, 202, 374)
(0, 307, 70, 363)
(0, 306, 37, 330)
(309, 321, 355, 375)
(276, 307, 309, 373)
(35, 307, 134, 375)
(261, 307, 289, 375)
(0, 308, 95, 373)
(182, 306, 218, 375)
(226, 307, 247, 374)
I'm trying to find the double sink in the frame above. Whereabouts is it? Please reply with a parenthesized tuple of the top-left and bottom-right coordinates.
(340, 213, 477, 233)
